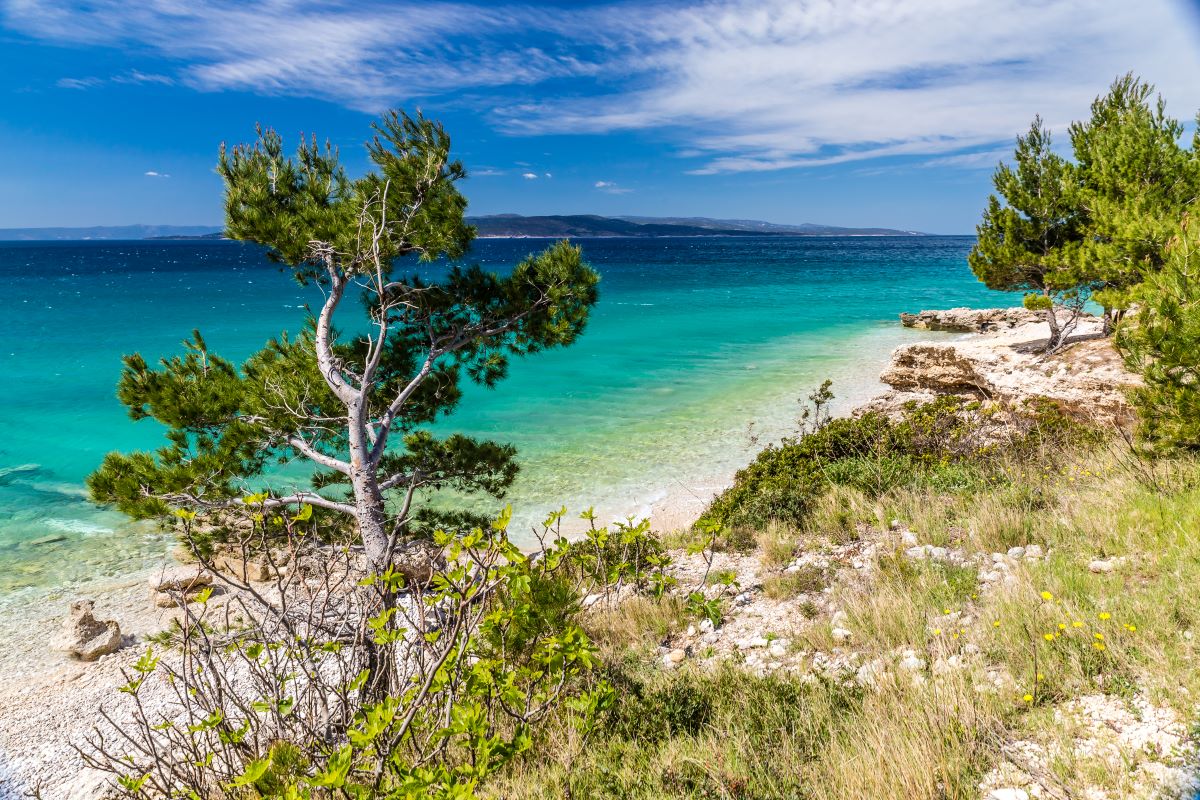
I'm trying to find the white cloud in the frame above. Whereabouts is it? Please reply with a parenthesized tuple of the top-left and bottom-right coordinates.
(543, 172, 552, 179)
(521, 172, 538, 180)
(144, 170, 170, 178)
(55, 76, 100, 89)
(595, 180, 632, 194)
(12, 0, 1200, 173)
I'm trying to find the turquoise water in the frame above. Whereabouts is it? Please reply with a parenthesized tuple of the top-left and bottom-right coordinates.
(0, 236, 1011, 602)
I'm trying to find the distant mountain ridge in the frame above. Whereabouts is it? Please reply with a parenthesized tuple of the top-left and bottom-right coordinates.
(0, 225, 224, 241)
(0, 216, 926, 241)
(468, 214, 925, 238)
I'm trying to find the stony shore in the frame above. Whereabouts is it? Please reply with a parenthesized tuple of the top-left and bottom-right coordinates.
(0, 309, 1154, 799)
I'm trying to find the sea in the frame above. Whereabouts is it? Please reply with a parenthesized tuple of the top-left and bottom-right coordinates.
(0, 235, 1012, 614)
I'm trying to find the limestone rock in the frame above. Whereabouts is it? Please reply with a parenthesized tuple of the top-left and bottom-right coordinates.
(878, 311, 1140, 427)
(149, 565, 213, 593)
(985, 789, 1029, 800)
(899, 307, 1042, 332)
(57, 600, 122, 662)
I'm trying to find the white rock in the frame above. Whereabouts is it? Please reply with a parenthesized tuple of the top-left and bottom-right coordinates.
(1088, 558, 1117, 573)
(889, 518, 903, 530)
(1006, 546, 1026, 559)
(149, 566, 213, 593)
(928, 546, 949, 560)
(749, 636, 770, 649)
(686, 624, 697, 637)
(667, 648, 686, 664)
(831, 627, 852, 643)
(1024, 544, 1044, 558)
(901, 530, 919, 545)
(768, 643, 787, 659)
(582, 593, 602, 608)
(898, 654, 926, 672)
(65, 768, 119, 800)
(905, 546, 928, 560)
(56, 600, 122, 662)
(699, 618, 714, 632)
(986, 789, 1029, 800)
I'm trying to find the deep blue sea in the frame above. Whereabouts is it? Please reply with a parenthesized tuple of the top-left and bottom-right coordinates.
(0, 236, 1011, 605)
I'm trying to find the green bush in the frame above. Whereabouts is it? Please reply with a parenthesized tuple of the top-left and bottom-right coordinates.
(700, 395, 1099, 531)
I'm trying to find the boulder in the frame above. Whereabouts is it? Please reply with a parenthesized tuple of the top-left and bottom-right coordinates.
(149, 565, 213, 593)
(56, 600, 121, 661)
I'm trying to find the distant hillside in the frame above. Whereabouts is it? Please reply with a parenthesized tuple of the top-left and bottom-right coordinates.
(0, 217, 925, 241)
(468, 214, 924, 238)
(616, 216, 925, 237)
(0, 225, 223, 241)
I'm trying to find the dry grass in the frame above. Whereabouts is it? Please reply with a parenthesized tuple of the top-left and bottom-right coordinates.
(493, 444, 1200, 799)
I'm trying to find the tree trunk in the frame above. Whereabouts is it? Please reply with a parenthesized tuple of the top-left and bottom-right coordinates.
(1043, 305, 1063, 354)
(347, 402, 391, 571)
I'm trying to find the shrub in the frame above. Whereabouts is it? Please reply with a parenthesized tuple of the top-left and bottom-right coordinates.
(700, 394, 1102, 532)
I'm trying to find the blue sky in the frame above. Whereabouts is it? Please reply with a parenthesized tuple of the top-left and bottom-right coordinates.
(2, 0, 1199, 233)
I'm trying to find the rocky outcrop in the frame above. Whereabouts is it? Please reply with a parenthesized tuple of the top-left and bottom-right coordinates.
(55, 600, 122, 662)
(876, 312, 1141, 427)
(900, 306, 1042, 332)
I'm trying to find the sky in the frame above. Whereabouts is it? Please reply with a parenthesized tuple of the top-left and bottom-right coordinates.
(2, 0, 1199, 234)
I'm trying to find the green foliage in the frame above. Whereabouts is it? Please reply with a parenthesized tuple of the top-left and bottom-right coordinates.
(88, 111, 600, 554)
(98, 509, 607, 800)
(970, 74, 1200, 330)
(1066, 74, 1200, 313)
(700, 394, 1097, 531)
(1118, 209, 1200, 449)
(969, 117, 1085, 306)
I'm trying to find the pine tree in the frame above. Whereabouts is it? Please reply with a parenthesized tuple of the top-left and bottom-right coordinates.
(1118, 209, 1200, 448)
(1066, 74, 1200, 326)
(969, 117, 1087, 352)
(87, 112, 600, 570)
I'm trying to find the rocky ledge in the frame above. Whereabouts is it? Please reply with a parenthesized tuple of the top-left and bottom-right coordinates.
(899, 306, 1044, 333)
(871, 310, 1141, 428)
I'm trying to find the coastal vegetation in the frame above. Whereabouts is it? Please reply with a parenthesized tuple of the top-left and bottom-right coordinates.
(970, 74, 1200, 351)
(78, 76, 1200, 799)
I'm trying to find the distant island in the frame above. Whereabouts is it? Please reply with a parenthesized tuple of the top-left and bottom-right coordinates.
(0, 216, 926, 242)
(468, 214, 926, 238)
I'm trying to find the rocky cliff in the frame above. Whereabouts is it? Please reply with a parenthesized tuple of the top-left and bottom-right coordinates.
(872, 309, 1140, 428)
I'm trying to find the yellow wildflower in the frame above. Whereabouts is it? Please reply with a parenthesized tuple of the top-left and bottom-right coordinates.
(1099, 612, 1111, 620)
(1094, 642, 1106, 651)
(1023, 693, 1034, 702)
(1072, 621, 1084, 628)
(993, 620, 1001, 628)
(1058, 623, 1067, 631)
(1041, 591, 1054, 601)
(1043, 633, 1055, 642)
(1094, 632, 1104, 640)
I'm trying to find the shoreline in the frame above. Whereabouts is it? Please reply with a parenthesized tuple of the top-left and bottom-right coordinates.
(0, 315, 989, 799)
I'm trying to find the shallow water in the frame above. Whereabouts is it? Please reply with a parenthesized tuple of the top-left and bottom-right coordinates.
(0, 235, 1010, 608)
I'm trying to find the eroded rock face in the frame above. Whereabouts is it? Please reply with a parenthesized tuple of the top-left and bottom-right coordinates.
(880, 343, 988, 395)
(899, 306, 1042, 332)
(56, 600, 122, 662)
(876, 313, 1141, 428)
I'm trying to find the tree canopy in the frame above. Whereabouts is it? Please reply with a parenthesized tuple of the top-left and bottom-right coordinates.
(970, 74, 1200, 347)
(88, 111, 600, 569)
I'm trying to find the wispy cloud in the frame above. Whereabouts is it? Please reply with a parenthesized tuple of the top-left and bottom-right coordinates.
(144, 170, 169, 178)
(595, 180, 632, 194)
(521, 172, 539, 180)
(55, 76, 101, 90)
(11, 0, 1200, 174)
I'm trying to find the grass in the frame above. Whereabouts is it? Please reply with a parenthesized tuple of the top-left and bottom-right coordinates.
(491, 440, 1200, 800)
